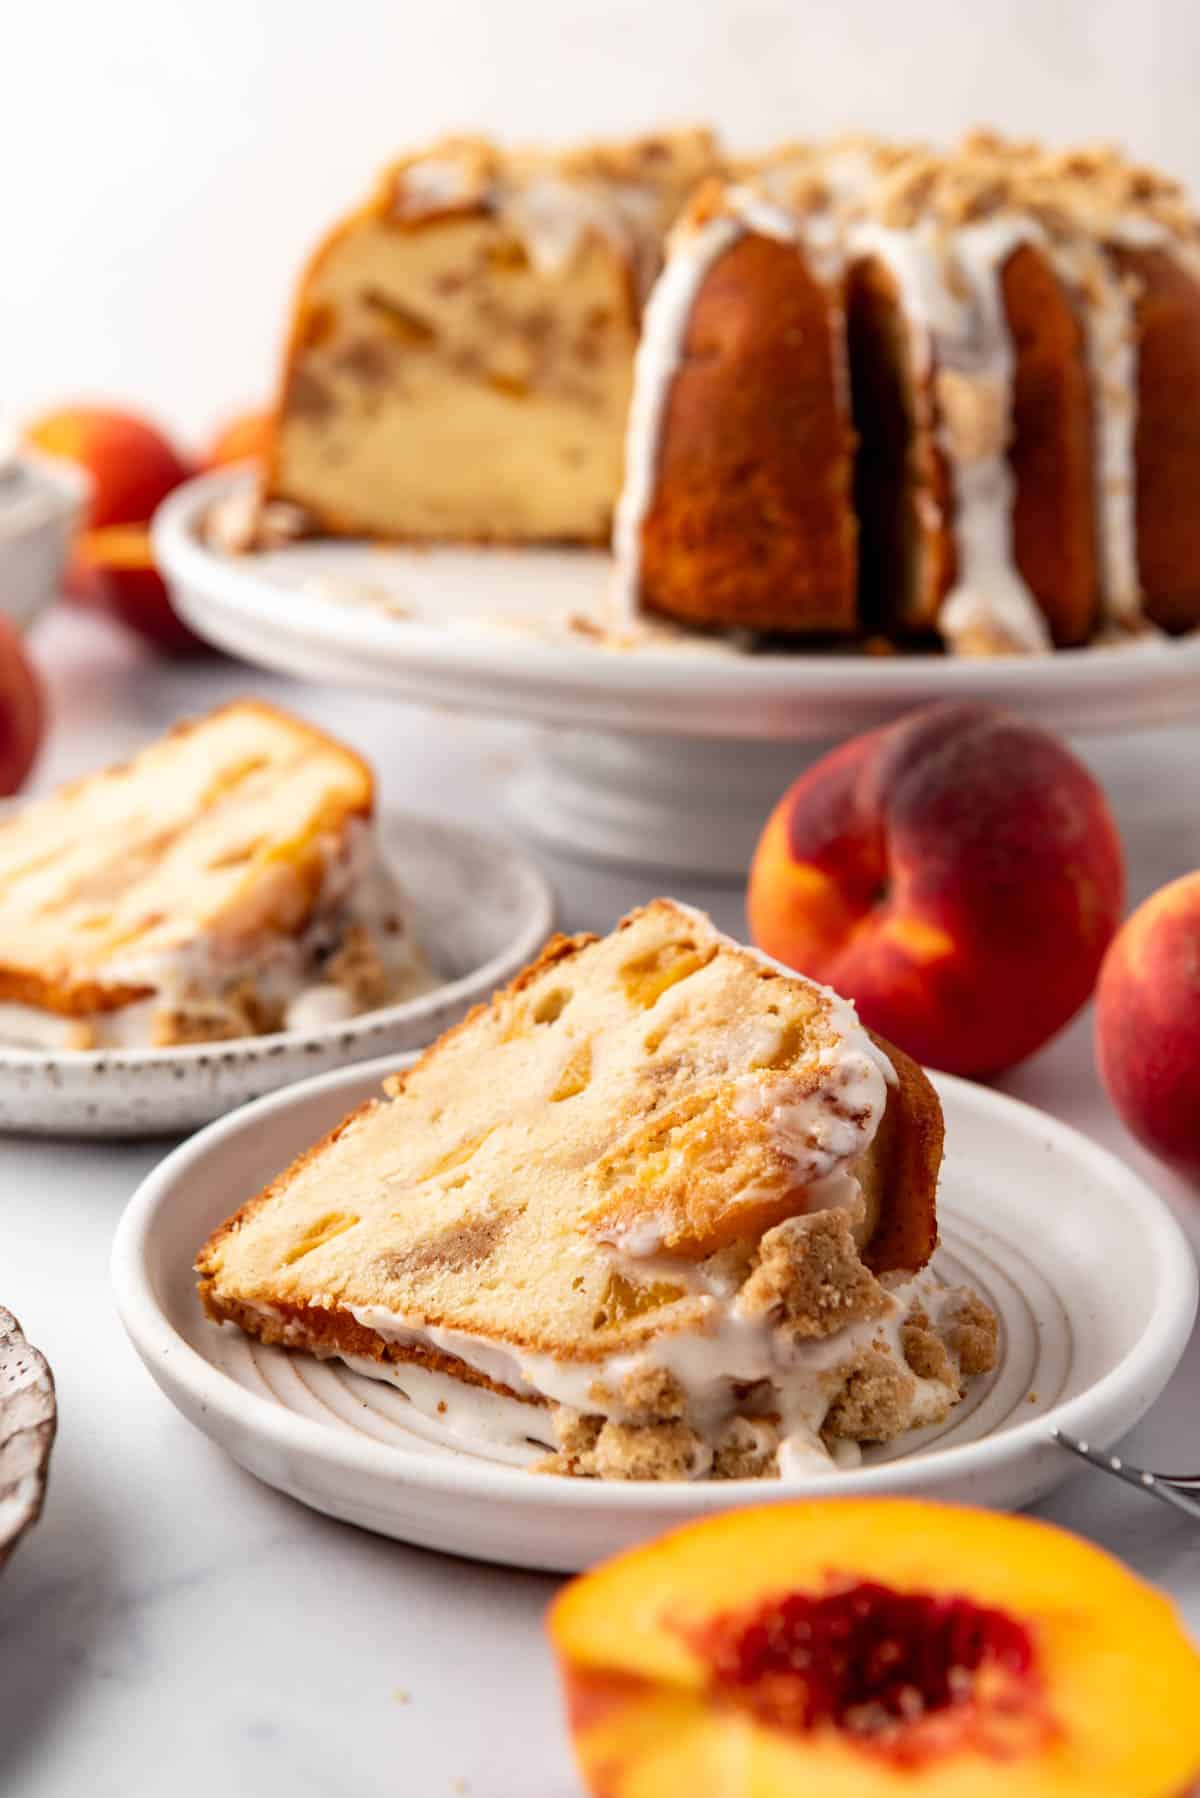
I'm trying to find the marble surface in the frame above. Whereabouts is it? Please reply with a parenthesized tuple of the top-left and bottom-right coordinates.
(3, 608, 1200, 1797)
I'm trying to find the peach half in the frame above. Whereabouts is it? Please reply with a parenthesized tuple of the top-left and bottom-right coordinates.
(550, 1499, 1200, 1797)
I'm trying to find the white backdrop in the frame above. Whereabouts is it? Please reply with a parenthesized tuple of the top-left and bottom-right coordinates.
(5, 0, 1197, 444)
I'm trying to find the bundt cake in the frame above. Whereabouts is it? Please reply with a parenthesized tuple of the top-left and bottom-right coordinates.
(196, 899, 998, 1483)
(246, 129, 1200, 654)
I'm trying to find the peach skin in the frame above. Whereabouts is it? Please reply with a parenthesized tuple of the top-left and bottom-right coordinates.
(1096, 872, 1200, 1178)
(549, 1498, 1200, 1797)
(747, 703, 1124, 1077)
(80, 525, 208, 656)
(203, 409, 271, 469)
(0, 618, 45, 796)
(24, 405, 192, 531)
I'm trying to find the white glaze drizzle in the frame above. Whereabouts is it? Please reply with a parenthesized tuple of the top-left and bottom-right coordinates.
(392, 159, 477, 217)
(934, 217, 1052, 654)
(0, 822, 434, 1050)
(338, 1351, 548, 1466)
(612, 158, 1182, 654)
(338, 1266, 967, 1477)
(396, 156, 668, 299)
(845, 216, 1051, 654)
(1063, 242, 1144, 631)
(610, 212, 742, 624)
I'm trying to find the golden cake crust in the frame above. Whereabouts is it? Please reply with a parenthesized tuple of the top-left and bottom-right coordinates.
(1002, 241, 1099, 646)
(638, 227, 859, 635)
(1112, 244, 1200, 633)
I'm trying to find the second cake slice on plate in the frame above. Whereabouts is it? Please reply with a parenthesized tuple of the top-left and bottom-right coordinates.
(0, 699, 431, 1049)
(197, 899, 996, 1480)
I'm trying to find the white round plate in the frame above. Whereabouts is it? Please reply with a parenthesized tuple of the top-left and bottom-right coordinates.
(156, 470, 1200, 877)
(157, 469, 1200, 742)
(0, 454, 86, 632)
(113, 1056, 1197, 1572)
(0, 815, 553, 1138)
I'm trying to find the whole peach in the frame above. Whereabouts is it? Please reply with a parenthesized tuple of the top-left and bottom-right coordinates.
(0, 618, 46, 794)
(80, 525, 208, 656)
(747, 702, 1124, 1076)
(24, 405, 192, 530)
(1096, 875, 1200, 1177)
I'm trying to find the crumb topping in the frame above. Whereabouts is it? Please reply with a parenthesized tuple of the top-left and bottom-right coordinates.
(736, 1209, 890, 1342)
(738, 130, 1197, 248)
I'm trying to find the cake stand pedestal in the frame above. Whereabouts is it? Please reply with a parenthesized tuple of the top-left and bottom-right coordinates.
(509, 730, 818, 876)
(156, 471, 1200, 878)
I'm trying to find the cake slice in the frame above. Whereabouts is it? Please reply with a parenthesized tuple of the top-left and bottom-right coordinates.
(0, 699, 429, 1048)
(261, 130, 720, 544)
(197, 900, 996, 1481)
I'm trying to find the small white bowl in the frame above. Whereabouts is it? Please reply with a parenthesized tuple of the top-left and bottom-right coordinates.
(0, 454, 86, 632)
(0, 813, 554, 1137)
(113, 1060, 1197, 1571)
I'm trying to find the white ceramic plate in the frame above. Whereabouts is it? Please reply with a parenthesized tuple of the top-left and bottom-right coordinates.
(0, 454, 86, 632)
(156, 470, 1200, 742)
(0, 815, 553, 1138)
(113, 1056, 1197, 1572)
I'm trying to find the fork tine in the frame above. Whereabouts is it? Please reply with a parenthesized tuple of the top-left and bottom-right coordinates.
(1052, 1431, 1200, 1523)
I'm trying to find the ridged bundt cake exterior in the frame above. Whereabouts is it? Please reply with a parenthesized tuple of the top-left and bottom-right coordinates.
(846, 251, 955, 639)
(1002, 240, 1098, 647)
(614, 196, 858, 634)
(620, 134, 1200, 650)
(1111, 244, 1200, 634)
(255, 128, 1200, 653)
(846, 235, 1096, 649)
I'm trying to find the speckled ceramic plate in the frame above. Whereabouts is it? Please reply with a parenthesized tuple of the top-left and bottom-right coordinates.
(0, 814, 554, 1138)
(113, 1061, 1196, 1572)
(0, 1308, 56, 1572)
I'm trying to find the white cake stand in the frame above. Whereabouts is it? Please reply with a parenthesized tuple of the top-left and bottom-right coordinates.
(156, 470, 1200, 875)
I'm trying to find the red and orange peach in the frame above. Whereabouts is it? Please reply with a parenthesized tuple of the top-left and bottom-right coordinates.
(24, 405, 192, 532)
(1096, 872, 1200, 1177)
(550, 1499, 1200, 1797)
(0, 619, 45, 796)
(77, 525, 207, 656)
(23, 405, 205, 653)
(747, 703, 1124, 1077)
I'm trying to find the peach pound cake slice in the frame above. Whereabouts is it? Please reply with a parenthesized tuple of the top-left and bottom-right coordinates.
(197, 899, 996, 1480)
(0, 699, 431, 1048)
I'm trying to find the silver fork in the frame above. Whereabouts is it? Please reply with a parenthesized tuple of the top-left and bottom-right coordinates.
(1053, 1429, 1200, 1523)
